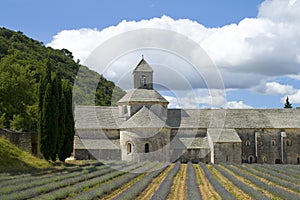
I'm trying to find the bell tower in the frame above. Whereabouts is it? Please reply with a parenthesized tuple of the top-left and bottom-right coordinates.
(133, 58, 153, 89)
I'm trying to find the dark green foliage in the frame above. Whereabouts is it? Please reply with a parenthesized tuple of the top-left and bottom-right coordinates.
(0, 27, 125, 131)
(284, 96, 292, 108)
(58, 81, 75, 162)
(41, 83, 55, 160)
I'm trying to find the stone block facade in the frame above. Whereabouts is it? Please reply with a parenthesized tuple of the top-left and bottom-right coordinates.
(0, 128, 37, 154)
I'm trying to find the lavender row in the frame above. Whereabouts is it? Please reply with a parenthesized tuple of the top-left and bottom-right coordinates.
(186, 162, 202, 200)
(249, 165, 300, 181)
(72, 161, 156, 200)
(0, 165, 106, 195)
(254, 164, 300, 180)
(199, 163, 235, 200)
(30, 162, 146, 200)
(214, 165, 270, 200)
(0, 162, 103, 189)
(1, 162, 132, 200)
(150, 162, 180, 200)
(238, 165, 300, 193)
(223, 164, 300, 200)
(113, 162, 169, 200)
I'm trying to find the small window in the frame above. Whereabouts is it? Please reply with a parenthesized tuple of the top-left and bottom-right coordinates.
(248, 155, 254, 164)
(260, 141, 264, 146)
(122, 105, 127, 115)
(271, 140, 277, 146)
(226, 155, 229, 162)
(127, 143, 132, 154)
(297, 157, 300, 164)
(145, 143, 149, 153)
(286, 139, 292, 146)
(245, 140, 250, 146)
(141, 75, 147, 86)
(262, 156, 267, 163)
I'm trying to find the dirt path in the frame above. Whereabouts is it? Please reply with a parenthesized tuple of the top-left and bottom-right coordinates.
(167, 164, 187, 200)
(194, 164, 221, 200)
(136, 164, 174, 200)
(208, 165, 252, 200)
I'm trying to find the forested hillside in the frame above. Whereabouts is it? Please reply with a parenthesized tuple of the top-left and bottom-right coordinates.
(0, 27, 125, 132)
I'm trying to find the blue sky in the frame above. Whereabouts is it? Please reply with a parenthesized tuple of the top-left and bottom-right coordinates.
(2, 0, 263, 43)
(1, 0, 300, 108)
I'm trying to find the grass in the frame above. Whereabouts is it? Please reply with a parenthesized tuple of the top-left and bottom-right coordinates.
(0, 137, 50, 172)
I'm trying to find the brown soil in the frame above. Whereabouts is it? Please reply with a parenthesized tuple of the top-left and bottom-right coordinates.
(194, 164, 221, 200)
(208, 165, 252, 200)
(136, 164, 174, 200)
(167, 164, 187, 200)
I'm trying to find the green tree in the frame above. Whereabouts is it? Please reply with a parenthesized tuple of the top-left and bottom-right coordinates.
(58, 81, 75, 162)
(37, 60, 52, 157)
(50, 75, 59, 161)
(41, 83, 55, 159)
(284, 96, 292, 108)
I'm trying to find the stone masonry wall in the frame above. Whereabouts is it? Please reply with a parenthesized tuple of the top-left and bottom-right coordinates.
(236, 128, 300, 164)
(0, 128, 34, 153)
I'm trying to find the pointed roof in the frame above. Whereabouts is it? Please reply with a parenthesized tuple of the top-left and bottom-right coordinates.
(120, 106, 168, 129)
(133, 59, 153, 73)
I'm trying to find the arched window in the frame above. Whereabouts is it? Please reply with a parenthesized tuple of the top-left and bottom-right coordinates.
(141, 75, 147, 86)
(248, 155, 254, 164)
(245, 140, 250, 146)
(226, 155, 229, 162)
(271, 140, 277, 146)
(127, 142, 132, 154)
(145, 143, 149, 153)
(262, 156, 267, 163)
(297, 157, 300, 164)
(260, 141, 264, 146)
(286, 139, 292, 146)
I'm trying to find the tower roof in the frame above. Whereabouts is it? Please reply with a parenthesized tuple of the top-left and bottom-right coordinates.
(120, 106, 168, 129)
(133, 58, 153, 73)
(118, 88, 168, 103)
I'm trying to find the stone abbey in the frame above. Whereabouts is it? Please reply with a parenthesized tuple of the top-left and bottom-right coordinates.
(74, 59, 300, 164)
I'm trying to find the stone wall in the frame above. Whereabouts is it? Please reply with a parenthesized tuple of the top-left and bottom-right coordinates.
(0, 128, 36, 154)
(74, 149, 121, 160)
(175, 149, 211, 163)
(236, 128, 300, 164)
(213, 142, 241, 164)
(120, 128, 170, 162)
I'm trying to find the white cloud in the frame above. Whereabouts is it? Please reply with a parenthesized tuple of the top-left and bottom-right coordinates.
(224, 101, 253, 109)
(266, 82, 296, 95)
(255, 81, 297, 95)
(48, 0, 300, 90)
(47, 0, 300, 107)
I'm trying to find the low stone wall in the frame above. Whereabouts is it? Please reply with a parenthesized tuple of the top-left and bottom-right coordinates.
(0, 128, 35, 153)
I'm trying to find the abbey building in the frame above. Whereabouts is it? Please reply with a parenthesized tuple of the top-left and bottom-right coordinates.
(74, 59, 300, 164)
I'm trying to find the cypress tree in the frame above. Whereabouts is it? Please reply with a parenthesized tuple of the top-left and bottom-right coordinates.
(37, 60, 52, 157)
(284, 96, 292, 108)
(50, 75, 59, 161)
(56, 71, 65, 156)
(58, 81, 75, 161)
(41, 83, 54, 159)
